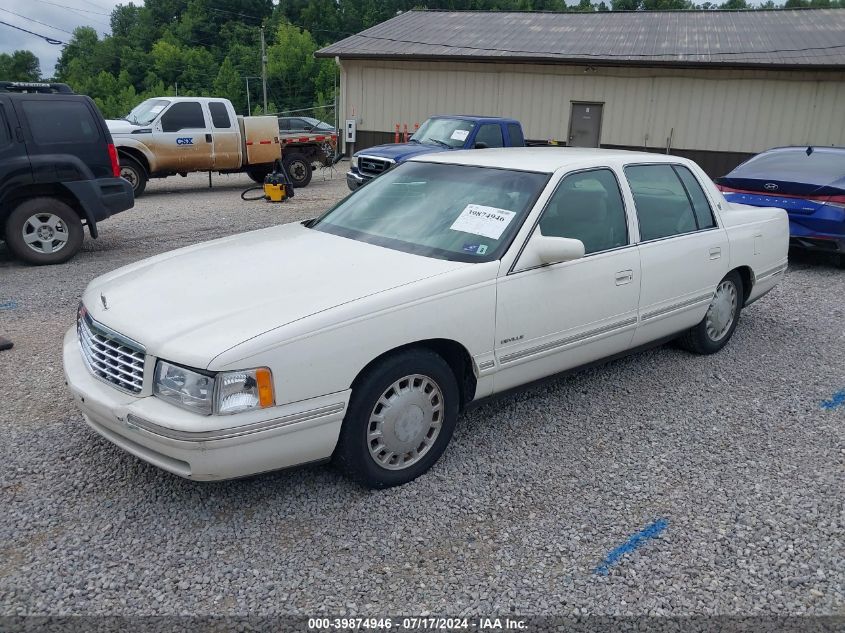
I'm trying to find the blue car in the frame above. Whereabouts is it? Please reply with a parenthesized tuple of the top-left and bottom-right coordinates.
(716, 146, 845, 266)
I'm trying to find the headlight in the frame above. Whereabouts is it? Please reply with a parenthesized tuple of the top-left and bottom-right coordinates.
(351, 155, 358, 169)
(153, 361, 275, 416)
(154, 361, 215, 415)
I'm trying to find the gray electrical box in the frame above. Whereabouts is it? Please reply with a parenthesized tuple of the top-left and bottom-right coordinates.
(344, 119, 357, 143)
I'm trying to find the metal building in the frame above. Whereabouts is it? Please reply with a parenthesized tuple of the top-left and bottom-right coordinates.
(316, 9, 845, 175)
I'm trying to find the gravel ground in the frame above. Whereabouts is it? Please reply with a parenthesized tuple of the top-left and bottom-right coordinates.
(0, 169, 843, 617)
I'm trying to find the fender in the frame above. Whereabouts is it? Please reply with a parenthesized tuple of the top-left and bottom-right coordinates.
(113, 137, 159, 173)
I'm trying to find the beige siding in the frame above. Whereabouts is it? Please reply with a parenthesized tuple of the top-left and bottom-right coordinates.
(339, 59, 845, 153)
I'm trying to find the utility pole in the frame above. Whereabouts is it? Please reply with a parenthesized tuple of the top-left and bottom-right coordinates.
(244, 77, 251, 115)
(260, 26, 268, 114)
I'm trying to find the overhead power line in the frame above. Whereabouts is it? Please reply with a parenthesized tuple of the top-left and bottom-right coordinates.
(0, 7, 75, 34)
(30, 0, 110, 16)
(0, 19, 65, 44)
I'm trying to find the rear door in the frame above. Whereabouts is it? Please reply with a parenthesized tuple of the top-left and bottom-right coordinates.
(0, 97, 33, 220)
(207, 101, 240, 170)
(153, 101, 214, 171)
(623, 163, 729, 347)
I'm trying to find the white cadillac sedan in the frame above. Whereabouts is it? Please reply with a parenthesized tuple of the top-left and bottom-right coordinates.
(64, 148, 789, 488)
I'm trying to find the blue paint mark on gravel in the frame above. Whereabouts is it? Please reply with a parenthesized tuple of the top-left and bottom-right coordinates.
(821, 390, 845, 410)
(0, 300, 18, 310)
(594, 518, 668, 575)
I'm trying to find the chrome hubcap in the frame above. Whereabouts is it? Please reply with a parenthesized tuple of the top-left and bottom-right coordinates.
(367, 374, 444, 470)
(22, 213, 69, 254)
(705, 280, 738, 341)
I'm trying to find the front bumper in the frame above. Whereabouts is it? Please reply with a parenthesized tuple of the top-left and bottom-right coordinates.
(346, 169, 370, 191)
(63, 327, 350, 481)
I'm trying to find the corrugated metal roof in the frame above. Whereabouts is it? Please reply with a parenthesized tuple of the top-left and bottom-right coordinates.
(316, 9, 845, 68)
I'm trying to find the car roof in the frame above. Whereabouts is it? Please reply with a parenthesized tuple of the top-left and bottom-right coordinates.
(758, 145, 845, 155)
(410, 147, 695, 173)
(430, 114, 519, 124)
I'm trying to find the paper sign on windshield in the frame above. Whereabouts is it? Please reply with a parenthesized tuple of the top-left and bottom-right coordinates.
(450, 129, 470, 142)
(450, 204, 515, 240)
(150, 105, 165, 114)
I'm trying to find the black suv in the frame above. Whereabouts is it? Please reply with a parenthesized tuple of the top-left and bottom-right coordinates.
(0, 81, 134, 265)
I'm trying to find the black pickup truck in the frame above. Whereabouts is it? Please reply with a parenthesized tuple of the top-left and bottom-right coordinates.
(0, 81, 134, 265)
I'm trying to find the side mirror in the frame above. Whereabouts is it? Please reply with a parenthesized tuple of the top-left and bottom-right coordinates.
(474, 142, 489, 149)
(519, 229, 584, 269)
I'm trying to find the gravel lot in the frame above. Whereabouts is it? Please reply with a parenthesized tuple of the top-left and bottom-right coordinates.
(0, 168, 842, 618)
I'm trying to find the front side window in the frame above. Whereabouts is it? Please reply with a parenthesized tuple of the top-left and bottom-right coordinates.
(625, 164, 700, 241)
(538, 168, 628, 254)
(160, 102, 205, 132)
(475, 124, 504, 148)
(311, 161, 549, 262)
(410, 118, 476, 149)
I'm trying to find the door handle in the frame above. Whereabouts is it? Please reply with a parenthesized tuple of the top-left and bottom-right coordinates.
(615, 270, 633, 285)
(205, 134, 213, 143)
(709, 247, 722, 260)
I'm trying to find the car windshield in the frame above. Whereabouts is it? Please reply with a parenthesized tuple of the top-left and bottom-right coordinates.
(731, 148, 845, 186)
(311, 162, 549, 262)
(125, 99, 169, 126)
(411, 118, 476, 148)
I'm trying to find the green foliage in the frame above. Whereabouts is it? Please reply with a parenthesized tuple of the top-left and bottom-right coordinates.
(0, 50, 41, 82)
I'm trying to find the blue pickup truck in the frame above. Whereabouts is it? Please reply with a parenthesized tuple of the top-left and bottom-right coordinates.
(346, 115, 526, 191)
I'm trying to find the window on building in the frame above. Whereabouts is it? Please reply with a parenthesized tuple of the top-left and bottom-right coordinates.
(538, 168, 629, 254)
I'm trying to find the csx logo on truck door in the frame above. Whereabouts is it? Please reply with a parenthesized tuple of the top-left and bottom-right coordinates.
(176, 137, 194, 145)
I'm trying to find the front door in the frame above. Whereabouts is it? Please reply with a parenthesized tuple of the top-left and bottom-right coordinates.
(153, 101, 214, 171)
(568, 103, 603, 148)
(494, 168, 640, 393)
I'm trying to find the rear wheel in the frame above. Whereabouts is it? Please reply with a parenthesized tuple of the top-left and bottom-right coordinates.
(283, 152, 312, 188)
(334, 349, 459, 488)
(4, 198, 84, 265)
(246, 166, 272, 184)
(677, 271, 743, 355)
(119, 155, 147, 197)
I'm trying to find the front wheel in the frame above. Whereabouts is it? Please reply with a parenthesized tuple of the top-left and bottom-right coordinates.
(677, 271, 744, 355)
(283, 152, 312, 188)
(4, 198, 84, 265)
(119, 155, 147, 197)
(334, 349, 459, 488)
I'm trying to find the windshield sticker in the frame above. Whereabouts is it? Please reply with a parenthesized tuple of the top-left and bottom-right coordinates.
(150, 105, 165, 114)
(450, 129, 470, 142)
(462, 243, 480, 253)
(477, 244, 488, 255)
(450, 204, 516, 240)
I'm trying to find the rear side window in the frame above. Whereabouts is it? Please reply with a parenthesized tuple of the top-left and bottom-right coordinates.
(20, 99, 100, 144)
(161, 102, 205, 132)
(208, 102, 231, 129)
(625, 164, 699, 241)
(0, 105, 10, 146)
(507, 123, 524, 146)
(475, 124, 504, 148)
(539, 168, 628, 254)
(674, 165, 716, 229)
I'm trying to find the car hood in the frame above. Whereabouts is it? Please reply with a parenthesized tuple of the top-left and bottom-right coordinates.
(82, 222, 467, 368)
(105, 119, 146, 135)
(356, 143, 450, 163)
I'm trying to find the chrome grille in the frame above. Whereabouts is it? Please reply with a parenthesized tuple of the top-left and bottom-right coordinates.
(77, 308, 145, 394)
(358, 155, 393, 177)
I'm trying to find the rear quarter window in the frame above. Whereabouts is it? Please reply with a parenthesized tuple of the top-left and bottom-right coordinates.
(20, 99, 101, 144)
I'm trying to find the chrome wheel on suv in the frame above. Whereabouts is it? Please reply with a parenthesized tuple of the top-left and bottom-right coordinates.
(4, 198, 84, 265)
(21, 212, 70, 255)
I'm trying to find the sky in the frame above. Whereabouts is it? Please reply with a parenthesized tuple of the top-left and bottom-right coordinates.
(0, 0, 134, 78)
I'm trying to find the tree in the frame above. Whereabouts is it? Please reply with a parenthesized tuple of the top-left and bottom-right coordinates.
(213, 57, 246, 115)
(0, 51, 41, 81)
(720, 0, 748, 8)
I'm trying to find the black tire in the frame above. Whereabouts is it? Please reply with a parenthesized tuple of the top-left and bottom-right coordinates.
(4, 198, 84, 265)
(119, 155, 147, 198)
(677, 270, 744, 355)
(334, 349, 460, 489)
(283, 152, 312, 188)
(247, 166, 272, 184)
